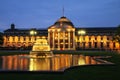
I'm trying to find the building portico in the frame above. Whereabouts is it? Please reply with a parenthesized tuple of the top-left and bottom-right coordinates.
(48, 16, 75, 50)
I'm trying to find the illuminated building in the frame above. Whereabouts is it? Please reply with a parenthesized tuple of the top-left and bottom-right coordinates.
(48, 16, 75, 50)
(3, 16, 119, 50)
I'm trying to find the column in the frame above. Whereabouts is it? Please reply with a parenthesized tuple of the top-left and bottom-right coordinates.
(58, 32, 60, 50)
(48, 31, 50, 45)
(3, 36, 6, 47)
(80, 36, 82, 48)
(52, 31, 55, 50)
(73, 30, 75, 50)
(68, 31, 70, 50)
(79, 36, 81, 48)
(92, 36, 94, 48)
(63, 32, 65, 50)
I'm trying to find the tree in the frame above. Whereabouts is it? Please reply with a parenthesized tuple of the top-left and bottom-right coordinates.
(0, 32, 3, 46)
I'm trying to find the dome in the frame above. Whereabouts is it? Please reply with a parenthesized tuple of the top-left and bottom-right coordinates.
(54, 16, 74, 28)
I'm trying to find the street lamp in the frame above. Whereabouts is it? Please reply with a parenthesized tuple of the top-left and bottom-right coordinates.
(78, 30, 86, 49)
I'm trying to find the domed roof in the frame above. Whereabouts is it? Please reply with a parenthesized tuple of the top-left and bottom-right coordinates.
(54, 16, 74, 28)
(56, 16, 71, 22)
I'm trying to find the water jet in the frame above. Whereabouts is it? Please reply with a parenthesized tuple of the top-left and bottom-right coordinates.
(30, 38, 53, 58)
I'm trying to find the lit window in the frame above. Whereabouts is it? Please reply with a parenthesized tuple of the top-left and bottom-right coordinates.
(29, 37, 31, 41)
(89, 37, 91, 40)
(24, 37, 26, 41)
(13, 37, 14, 41)
(107, 42, 110, 48)
(8, 38, 9, 41)
(18, 37, 20, 41)
(95, 37, 97, 40)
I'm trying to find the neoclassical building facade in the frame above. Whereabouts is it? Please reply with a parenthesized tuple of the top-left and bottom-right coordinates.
(3, 16, 119, 50)
(48, 16, 75, 50)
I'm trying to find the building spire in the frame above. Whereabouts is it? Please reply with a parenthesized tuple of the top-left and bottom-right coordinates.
(62, 6, 64, 17)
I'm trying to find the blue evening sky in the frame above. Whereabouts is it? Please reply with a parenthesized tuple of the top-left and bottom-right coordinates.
(0, 0, 120, 31)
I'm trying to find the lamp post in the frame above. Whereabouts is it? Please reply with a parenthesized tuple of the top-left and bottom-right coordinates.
(78, 30, 86, 49)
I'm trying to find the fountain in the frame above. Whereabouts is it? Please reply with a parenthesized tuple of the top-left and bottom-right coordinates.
(30, 37, 53, 58)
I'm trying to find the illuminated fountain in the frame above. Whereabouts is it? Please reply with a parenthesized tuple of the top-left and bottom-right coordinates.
(30, 37, 53, 58)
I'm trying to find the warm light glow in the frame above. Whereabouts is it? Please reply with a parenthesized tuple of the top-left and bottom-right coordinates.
(1, 54, 110, 71)
(30, 30, 37, 35)
(34, 32, 37, 35)
(30, 31, 34, 35)
(78, 30, 86, 35)
(67, 29, 70, 31)
(78, 55, 85, 65)
(32, 38, 50, 51)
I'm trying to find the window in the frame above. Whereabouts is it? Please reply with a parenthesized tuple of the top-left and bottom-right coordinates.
(55, 40, 58, 43)
(113, 42, 115, 48)
(107, 42, 109, 48)
(55, 44, 58, 48)
(77, 42, 80, 47)
(70, 43, 73, 48)
(18, 37, 20, 41)
(65, 40, 68, 43)
(82, 42, 85, 48)
(65, 44, 68, 48)
(29, 37, 31, 41)
(13, 37, 14, 41)
(101, 42, 103, 48)
(89, 42, 91, 48)
(78, 37, 79, 40)
(95, 37, 97, 40)
(83, 36, 85, 41)
(89, 37, 91, 40)
(7, 38, 9, 41)
(24, 37, 26, 41)
(94, 42, 97, 48)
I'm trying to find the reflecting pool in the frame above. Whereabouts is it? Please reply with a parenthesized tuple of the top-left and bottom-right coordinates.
(0, 54, 112, 71)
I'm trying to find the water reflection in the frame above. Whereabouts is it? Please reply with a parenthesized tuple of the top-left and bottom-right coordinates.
(30, 58, 51, 71)
(1, 55, 29, 71)
(0, 54, 102, 71)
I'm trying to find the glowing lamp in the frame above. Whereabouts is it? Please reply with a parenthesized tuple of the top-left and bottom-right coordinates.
(78, 30, 86, 35)
(30, 30, 37, 35)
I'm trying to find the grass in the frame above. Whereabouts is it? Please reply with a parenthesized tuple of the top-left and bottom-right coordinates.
(0, 50, 120, 80)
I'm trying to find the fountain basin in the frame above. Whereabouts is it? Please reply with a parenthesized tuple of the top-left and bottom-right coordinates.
(30, 38, 53, 58)
(30, 51, 53, 58)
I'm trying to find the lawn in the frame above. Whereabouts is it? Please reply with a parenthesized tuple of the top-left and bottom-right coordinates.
(0, 50, 120, 80)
